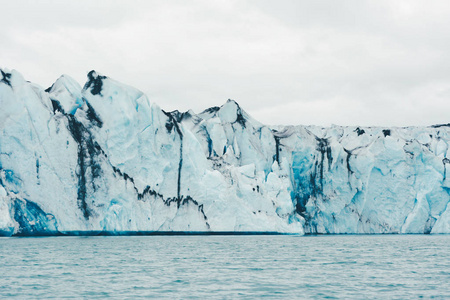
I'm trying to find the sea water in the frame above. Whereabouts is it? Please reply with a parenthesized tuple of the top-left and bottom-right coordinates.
(0, 235, 449, 299)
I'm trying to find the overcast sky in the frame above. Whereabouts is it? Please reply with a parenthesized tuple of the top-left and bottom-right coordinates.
(2, 0, 450, 126)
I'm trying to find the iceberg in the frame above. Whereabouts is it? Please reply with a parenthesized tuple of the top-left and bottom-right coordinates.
(0, 68, 449, 236)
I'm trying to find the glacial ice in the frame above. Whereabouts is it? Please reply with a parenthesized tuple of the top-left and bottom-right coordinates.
(0, 68, 449, 236)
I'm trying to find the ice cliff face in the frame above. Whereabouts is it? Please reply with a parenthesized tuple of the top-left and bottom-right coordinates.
(1, 69, 449, 236)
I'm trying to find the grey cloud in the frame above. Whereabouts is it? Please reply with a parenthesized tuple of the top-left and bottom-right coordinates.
(1, 0, 450, 126)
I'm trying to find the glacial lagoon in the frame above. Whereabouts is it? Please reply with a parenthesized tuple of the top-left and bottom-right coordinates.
(1, 234, 449, 299)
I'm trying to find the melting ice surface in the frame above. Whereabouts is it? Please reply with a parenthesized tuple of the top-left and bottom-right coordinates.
(1, 68, 450, 235)
(0, 235, 449, 298)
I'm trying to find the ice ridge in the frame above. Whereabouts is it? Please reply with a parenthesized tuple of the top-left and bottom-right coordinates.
(0, 68, 449, 236)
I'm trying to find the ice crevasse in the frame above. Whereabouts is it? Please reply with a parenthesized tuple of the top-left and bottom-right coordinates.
(0, 68, 449, 236)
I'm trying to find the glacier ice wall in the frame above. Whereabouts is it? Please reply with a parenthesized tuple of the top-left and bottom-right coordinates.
(0, 69, 449, 236)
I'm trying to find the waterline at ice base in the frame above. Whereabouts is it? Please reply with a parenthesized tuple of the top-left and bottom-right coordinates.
(1, 69, 449, 236)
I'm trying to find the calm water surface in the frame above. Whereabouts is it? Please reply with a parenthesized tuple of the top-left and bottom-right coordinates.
(0, 235, 449, 299)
